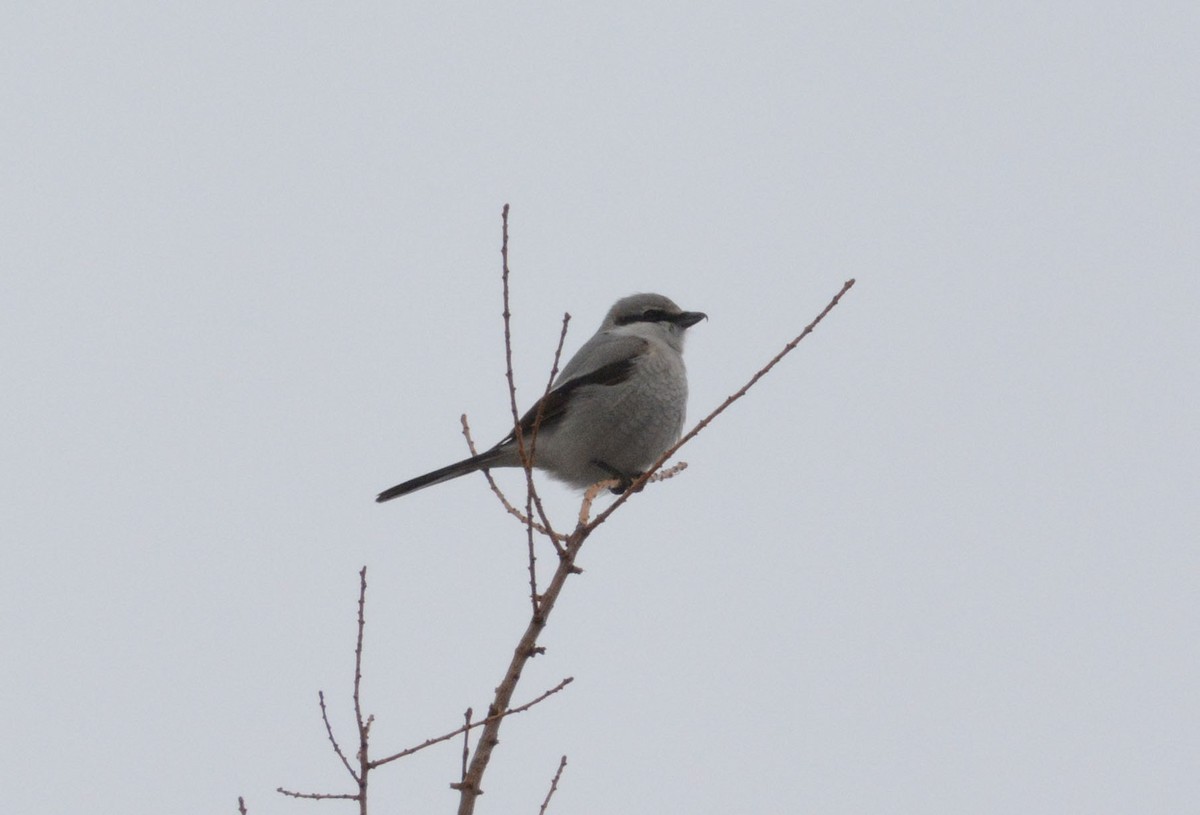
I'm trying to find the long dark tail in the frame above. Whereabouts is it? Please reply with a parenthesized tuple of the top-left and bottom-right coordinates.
(375, 447, 508, 503)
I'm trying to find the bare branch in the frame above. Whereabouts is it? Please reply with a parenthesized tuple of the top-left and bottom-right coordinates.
(352, 567, 371, 814)
(494, 205, 567, 615)
(455, 526, 588, 814)
(372, 677, 574, 769)
(500, 204, 521, 438)
(459, 415, 512, 508)
(352, 568, 368, 744)
(460, 708, 472, 783)
(537, 756, 569, 815)
(237, 796, 248, 814)
(460, 415, 568, 543)
(318, 691, 357, 782)
(522, 312, 573, 612)
(525, 513, 540, 616)
(276, 788, 358, 801)
(281, 569, 373, 813)
(497, 204, 539, 497)
(526, 312, 572, 550)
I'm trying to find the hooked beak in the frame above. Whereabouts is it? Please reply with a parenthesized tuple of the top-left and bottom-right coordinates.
(673, 310, 708, 329)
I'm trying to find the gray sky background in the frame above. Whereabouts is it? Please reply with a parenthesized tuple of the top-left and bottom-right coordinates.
(3, 3, 1197, 814)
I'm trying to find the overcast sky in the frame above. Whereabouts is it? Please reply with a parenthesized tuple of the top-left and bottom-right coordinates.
(3, 3, 1197, 814)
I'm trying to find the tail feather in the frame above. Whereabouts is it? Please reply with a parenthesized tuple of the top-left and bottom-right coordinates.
(376, 448, 508, 502)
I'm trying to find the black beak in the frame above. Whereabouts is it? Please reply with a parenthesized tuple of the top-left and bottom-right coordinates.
(673, 311, 708, 329)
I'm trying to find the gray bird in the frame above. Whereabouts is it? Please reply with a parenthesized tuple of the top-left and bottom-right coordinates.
(376, 293, 706, 502)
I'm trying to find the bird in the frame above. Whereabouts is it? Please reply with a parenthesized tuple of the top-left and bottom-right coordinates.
(376, 293, 706, 502)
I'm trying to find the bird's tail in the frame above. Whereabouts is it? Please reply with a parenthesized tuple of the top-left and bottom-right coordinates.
(375, 447, 511, 502)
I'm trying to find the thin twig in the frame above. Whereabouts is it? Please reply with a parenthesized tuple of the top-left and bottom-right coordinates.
(276, 788, 358, 801)
(459, 415, 514, 511)
(498, 203, 537, 488)
(525, 493, 540, 616)
(237, 796, 248, 814)
(494, 205, 566, 613)
(495, 205, 539, 603)
(527, 312, 572, 551)
(352, 568, 367, 745)
(281, 569, 374, 811)
(522, 313, 573, 611)
(500, 204, 520, 438)
(371, 677, 574, 769)
(537, 756, 569, 815)
(319, 690, 357, 782)
(460, 708, 472, 783)
(460, 416, 569, 544)
(352, 567, 370, 813)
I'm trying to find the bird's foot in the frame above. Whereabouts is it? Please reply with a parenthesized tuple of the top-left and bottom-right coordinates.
(592, 460, 645, 494)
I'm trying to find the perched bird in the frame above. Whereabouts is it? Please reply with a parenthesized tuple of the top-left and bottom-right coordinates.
(376, 293, 706, 502)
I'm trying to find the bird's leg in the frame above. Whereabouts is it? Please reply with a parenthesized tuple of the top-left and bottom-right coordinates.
(591, 460, 645, 494)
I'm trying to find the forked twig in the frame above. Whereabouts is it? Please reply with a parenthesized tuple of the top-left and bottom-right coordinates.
(278, 569, 373, 813)
(278, 558, 573, 811)
(372, 677, 573, 770)
(460, 416, 568, 544)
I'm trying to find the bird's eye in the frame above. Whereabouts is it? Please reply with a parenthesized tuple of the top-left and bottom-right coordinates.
(642, 308, 667, 321)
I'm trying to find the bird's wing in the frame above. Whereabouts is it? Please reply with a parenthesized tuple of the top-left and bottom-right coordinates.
(501, 334, 648, 444)
(555, 331, 648, 384)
